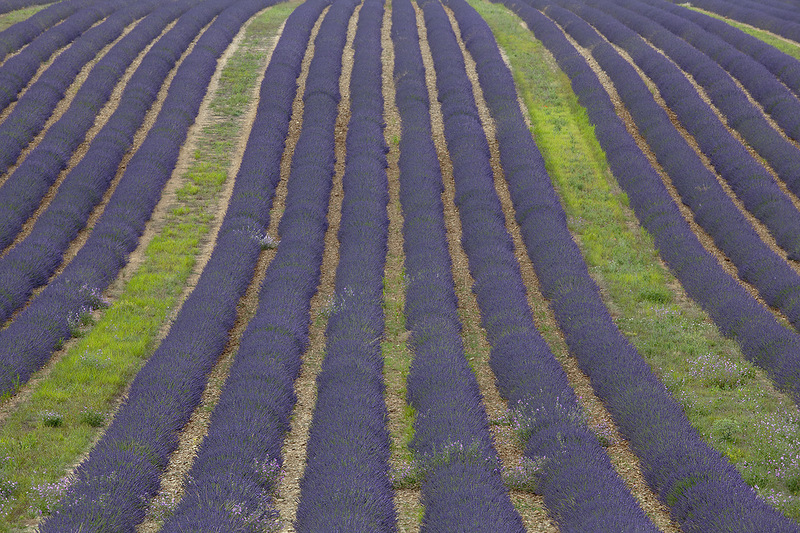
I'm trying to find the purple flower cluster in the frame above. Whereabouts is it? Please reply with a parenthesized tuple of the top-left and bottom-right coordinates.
(393, 0, 524, 529)
(294, 0, 396, 530)
(0, 0, 98, 60)
(0, 0, 197, 322)
(0, 0, 124, 114)
(0, 0, 246, 397)
(33, 2, 305, 529)
(541, 0, 800, 402)
(657, 1, 800, 103)
(589, 0, 800, 202)
(625, 0, 800, 142)
(489, 0, 800, 530)
(431, 0, 661, 529)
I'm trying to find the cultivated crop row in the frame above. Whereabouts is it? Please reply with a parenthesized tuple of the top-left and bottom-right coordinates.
(2, 0, 800, 530)
(529, 0, 800, 403)
(36, 0, 305, 529)
(424, 0, 661, 528)
(294, 0, 399, 529)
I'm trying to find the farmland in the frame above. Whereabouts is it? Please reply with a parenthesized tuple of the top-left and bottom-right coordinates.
(2, 0, 800, 530)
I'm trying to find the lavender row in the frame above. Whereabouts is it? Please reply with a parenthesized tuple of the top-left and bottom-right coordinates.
(551, 0, 800, 263)
(295, 1, 397, 529)
(425, 0, 659, 529)
(678, 0, 800, 43)
(0, 0, 123, 113)
(493, 0, 800, 530)
(0, 0, 197, 325)
(0, 0, 161, 179)
(0, 0, 97, 60)
(0, 0, 246, 397)
(645, 0, 800, 103)
(392, 0, 524, 529)
(37, 2, 305, 529)
(542, 1, 800, 334)
(605, 0, 800, 186)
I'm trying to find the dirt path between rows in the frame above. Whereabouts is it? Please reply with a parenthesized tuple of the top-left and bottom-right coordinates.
(0, 16, 106, 121)
(415, 2, 560, 530)
(0, 16, 216, 426)
(380, 4, 423, 532)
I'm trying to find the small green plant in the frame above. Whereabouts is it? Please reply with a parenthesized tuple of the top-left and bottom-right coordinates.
(41, 411, 63, 428)
(389, 460, 423, 489)
(259, 234, 279, 250)
(711, 418, 738, 443)
(80, 408, 105, 428)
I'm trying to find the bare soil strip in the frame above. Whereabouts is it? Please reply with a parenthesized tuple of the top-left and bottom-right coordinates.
(415, 3, 556, 529)
(0, 19, 177, 260)
(380, 5, 423, 532)
(134, 11, 294, 530)
(449, 7, 679, 531)
(0, 17, 218, 423)
(4, 10, 279, 532)
(273, 5, 357, 530)
(440, 6, 564, 532)
(608, 41, 800, 279)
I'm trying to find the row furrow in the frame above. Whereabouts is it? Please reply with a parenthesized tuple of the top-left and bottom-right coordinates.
(0, 0, 156, 179)
(554, 0, 800, 262)
(0, 0, 98, 61)
(441, 0, 667, 530)
(294, 0, 396, 529)
(540, 0, 800, 393)
(0, 0, 120, 112)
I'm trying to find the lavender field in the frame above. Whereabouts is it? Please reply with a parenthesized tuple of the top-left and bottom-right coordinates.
(1, 0, 800, 530)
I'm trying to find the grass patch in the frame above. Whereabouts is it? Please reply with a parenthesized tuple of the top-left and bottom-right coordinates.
(0, 5, 47, 32)
(0, 4, 298, 528)
(687, 6, 800, 60)
(472, 0, 800, 521)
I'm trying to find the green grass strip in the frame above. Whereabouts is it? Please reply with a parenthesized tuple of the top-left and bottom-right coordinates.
(0, 3, 298, 528)
(471, 0, 800, 521)
(0, 5, 48, 32)
(687, 5, 800, 61)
